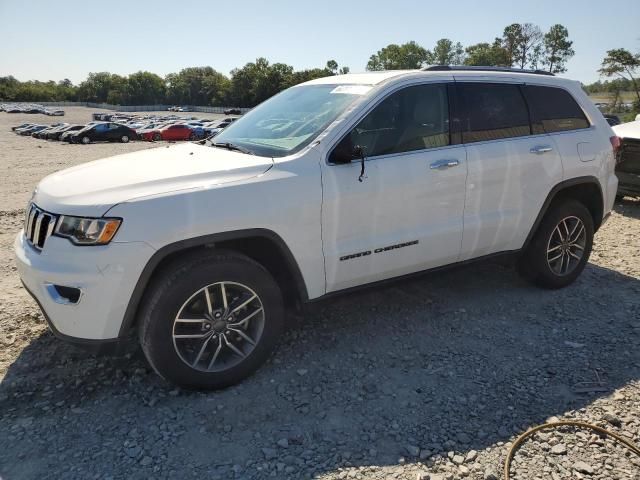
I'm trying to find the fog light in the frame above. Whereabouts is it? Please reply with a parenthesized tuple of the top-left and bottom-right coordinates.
(45, 284, 82, 304)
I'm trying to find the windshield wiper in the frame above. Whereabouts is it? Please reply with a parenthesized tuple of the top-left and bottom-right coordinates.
(211, 141, 253, 155)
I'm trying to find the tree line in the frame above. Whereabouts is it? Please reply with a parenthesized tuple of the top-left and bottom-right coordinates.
(0, 60, 349, 108)
(1, 22, 639, 110)
(366, 23, 575, 73)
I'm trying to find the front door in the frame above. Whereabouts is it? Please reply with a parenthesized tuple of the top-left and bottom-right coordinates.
(320, 82, 468, 293)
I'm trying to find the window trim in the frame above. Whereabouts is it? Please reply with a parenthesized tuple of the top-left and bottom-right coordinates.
(327, 81, 456, 165)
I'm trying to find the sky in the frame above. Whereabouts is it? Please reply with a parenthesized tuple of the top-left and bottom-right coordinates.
(1, 0, 638, 85)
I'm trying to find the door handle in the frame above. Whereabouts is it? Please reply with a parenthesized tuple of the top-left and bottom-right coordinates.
(530, 145, 553, 154)
(430, 159, 460, 169)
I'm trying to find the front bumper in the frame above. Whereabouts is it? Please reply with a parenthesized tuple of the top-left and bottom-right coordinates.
(14, 231, 156, 345)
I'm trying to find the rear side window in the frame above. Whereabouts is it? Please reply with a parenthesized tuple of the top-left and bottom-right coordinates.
(523, 85, 590, 133)
(457, 83, 530, 143)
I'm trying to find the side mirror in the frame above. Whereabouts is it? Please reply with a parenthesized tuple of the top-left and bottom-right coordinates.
(329, 136, 362, 164)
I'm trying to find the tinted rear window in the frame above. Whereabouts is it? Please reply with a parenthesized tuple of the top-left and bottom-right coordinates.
(457, 83, 530, 143)
(523, 85, 589, 133)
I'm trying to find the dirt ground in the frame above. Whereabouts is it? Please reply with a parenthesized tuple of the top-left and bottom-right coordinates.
(0, 107, 639, 480)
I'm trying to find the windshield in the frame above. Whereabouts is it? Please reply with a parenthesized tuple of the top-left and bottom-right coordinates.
(212, 84, 372, 157)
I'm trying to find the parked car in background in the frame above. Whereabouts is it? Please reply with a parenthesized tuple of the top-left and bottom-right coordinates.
(12, 123, 34, 131)
(141, 123, 195, 141)
(59, 126, 86, 142)
(18, 125, 47, 136)
(70, 123, 137, 144)
(34, 123, 67, 139)
(45, 109, 65, 116)
(612, 121, 640, 198)
(224, 108, 242, 115)
(46, 124, 80, 140)
(604, 114, 621, 127)
(203, 118, 237, 137)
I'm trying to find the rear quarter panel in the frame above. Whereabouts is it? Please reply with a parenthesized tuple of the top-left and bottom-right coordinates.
(544, 81, 616, 217)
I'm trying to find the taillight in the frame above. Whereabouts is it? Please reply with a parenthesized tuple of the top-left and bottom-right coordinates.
(610, 136, 621, 162)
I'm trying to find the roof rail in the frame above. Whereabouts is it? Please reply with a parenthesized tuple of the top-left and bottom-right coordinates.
(422, 65, 554, 76)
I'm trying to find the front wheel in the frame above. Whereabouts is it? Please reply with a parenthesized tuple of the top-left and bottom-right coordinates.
(81, 136, 90, 145)
(518, 199, 594, 289)
(121, 135, 130, 143)
(138, 250, 284, 390)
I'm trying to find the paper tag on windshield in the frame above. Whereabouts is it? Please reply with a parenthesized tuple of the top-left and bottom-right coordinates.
(330, 85, 372, 95)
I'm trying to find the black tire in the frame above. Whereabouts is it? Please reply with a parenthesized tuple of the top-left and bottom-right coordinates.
(121, 135, 130, 143)
(138, 250, 284, 390)
(153, 133, 161, 141)
(518, 199, 594, 289)
(81, 136, 90, 145)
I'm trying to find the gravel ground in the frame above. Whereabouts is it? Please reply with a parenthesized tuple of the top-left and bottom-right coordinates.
(0, 108, 639, 480)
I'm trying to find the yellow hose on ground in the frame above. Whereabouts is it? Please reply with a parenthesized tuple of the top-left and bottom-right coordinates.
(504, 421, 640, 479)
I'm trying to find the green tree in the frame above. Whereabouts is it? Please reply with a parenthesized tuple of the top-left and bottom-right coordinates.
(427, 38, 465, 65)
(542, 24, 574, 73)
(126, 71, 166, 104)
(326, 60, 339, 74)
(0, 76, 21, 100)
(77, 72, 126, 103)
(502, 23, 544, 69)
(464, 39, 510, 66)
(366, 41, 429, 70)
(165, 67, 230, 106)
(599, 48, 640, 104)
(228, 58, 294, 107)
(501, 23, 522, 66)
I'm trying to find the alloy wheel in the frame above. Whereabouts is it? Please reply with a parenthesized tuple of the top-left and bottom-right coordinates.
(546, 216, 586, 276)
(172, 281, 265, 372)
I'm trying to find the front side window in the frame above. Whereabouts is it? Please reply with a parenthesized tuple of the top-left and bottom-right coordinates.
(332, 83, 450, 160)
(523, 85, 590, 134)
(457, 83, 530, 143)
(212, 84, 372, 157)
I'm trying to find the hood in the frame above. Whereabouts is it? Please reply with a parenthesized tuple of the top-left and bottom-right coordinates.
(613, 120, 640, 140)
(33, 143, 274, 216)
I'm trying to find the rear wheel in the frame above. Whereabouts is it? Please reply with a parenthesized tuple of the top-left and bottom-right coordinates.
(518, 199, 594, 289)
(138, 250, 284, 390)
(81, 136, 90, 144)
(153, 133, 161, 141)
(121, 135, 130, 143)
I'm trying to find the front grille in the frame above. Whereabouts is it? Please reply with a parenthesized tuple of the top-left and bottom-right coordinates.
(24, 203, 58, 250)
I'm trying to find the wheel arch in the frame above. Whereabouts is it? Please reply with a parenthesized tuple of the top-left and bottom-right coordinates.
(523, 176, 604, 250)
(118, 229, 308, 337)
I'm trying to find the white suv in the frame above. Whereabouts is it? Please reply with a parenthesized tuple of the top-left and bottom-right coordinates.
(15, 67, 618, 389)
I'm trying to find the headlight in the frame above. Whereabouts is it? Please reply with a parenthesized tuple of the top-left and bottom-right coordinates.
(54, 216, 121, 245)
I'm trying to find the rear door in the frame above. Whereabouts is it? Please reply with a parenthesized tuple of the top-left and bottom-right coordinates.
(454, 80, 564, 260)
(107, 124, 122, 140)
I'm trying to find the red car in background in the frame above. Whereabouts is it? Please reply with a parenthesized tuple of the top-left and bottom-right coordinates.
(141, 124, 195, 142)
